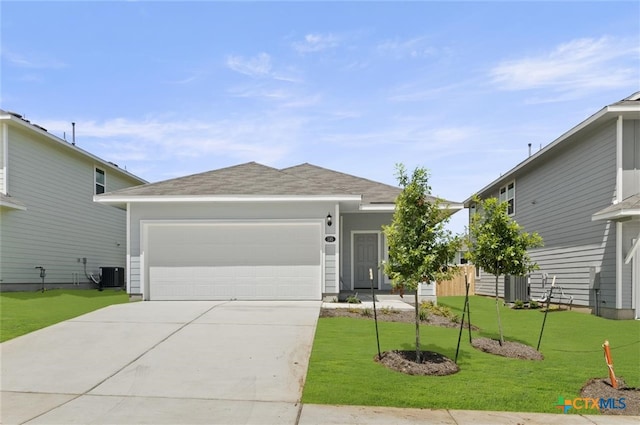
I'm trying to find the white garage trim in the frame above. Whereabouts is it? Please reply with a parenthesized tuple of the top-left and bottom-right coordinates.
(141, 219, 323, 300)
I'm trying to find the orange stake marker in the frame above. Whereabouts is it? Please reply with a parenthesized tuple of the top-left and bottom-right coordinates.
(602, 340, 618, 389)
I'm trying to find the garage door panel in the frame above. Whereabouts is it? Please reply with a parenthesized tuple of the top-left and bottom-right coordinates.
(150, 266, 320, 300)
(147, 222, 322, 300)
(149, 223, 320, 267)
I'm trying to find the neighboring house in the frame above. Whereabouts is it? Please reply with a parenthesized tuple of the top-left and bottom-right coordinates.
(95, 162, 463, 301)
(0, 110, 147, 290)
(465, 93, 640, 319)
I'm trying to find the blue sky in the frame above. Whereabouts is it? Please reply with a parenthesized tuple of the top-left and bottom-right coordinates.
(2, 1, 639, 233)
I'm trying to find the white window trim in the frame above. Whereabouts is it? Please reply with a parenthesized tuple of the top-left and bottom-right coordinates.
(499, 180, 515, 216)
(95, 167, 106, 194)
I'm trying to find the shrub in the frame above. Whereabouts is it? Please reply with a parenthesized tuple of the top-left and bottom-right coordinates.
(346, 294, 361, 304)
(380, 306, 397, 315)
(529, 300, 540, 309)
(361, 307, 373, 317)
(513, 299, 525, 309)
(418, 301, 461, 323)
(418, 308, 429, 321)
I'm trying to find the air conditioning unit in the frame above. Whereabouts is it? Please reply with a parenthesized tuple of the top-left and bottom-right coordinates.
(504, 275, 529, 303)
(100, 267, 125, 288)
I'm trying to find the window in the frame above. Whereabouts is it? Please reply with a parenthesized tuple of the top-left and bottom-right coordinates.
(95, 168, 105, 194)
(499, 181, 515, 215)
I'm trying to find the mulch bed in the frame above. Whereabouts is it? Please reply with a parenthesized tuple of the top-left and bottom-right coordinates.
(580, 378, 640, 416)
(320, 307, 479, 330)
(375, 350, 459, 376)
(471, 337, 543, 360)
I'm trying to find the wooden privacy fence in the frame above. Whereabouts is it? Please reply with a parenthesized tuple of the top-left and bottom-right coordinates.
(436, 265, 475, 296)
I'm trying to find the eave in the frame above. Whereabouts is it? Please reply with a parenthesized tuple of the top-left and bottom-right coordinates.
(94, 194, 364, 205)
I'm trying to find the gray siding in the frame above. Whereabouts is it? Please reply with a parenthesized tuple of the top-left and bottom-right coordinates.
(475, 271, 503, 298)
(324, 216, 338, 294)
(622, 220, 640, 309)
(622, 120, 640, 199)
(325, 244, 337, 293)
(473, 120, 619, 307)
(0, 124, 142, 287)
(0, 124, 6, 193)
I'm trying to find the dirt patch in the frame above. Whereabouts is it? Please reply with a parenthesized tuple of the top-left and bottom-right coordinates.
(375, 350, 460, 376)
(320, 307, 478, 330)
(471, 337, 543, 360)
(580, 378, 640, 416)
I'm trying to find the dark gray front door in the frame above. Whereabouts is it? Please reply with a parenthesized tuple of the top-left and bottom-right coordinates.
(353, 233, 378, 289)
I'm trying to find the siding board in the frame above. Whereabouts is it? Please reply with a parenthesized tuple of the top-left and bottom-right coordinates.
(0, 123, 143, 286)
(472, 118, 628, 310)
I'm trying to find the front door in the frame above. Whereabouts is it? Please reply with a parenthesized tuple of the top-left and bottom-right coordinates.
(353, 233, 378, 289)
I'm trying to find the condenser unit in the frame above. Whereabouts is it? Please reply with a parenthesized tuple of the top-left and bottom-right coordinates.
(504, 275, 529, 303)
(100, 267, 125, 288)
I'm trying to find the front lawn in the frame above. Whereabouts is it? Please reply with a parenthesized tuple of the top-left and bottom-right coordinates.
(302, 296, 640, 413)
(0, 289, 129, 342)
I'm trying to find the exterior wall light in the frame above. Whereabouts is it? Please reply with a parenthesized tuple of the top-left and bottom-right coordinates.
(326, 213, 333, 226)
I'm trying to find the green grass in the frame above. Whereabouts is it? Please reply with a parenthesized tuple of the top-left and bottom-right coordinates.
(303, 296, 640, 413)
(0, 289, 129, 342)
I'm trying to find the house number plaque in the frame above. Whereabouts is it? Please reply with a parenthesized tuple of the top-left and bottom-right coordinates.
(324, 236, 336, 243)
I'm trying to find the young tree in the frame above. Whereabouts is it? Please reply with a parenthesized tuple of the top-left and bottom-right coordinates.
(466, 197, 543, 345)
(383, 164, 462, 363)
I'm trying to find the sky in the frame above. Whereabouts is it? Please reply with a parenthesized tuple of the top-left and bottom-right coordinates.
(2, 1, 639, 234)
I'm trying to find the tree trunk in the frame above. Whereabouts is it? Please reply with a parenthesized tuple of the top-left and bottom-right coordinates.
(495, 274, 504, 346)
(414, 290, 421, 363)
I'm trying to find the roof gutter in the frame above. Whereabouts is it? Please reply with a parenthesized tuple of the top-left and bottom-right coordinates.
(94, 194, 363, 204)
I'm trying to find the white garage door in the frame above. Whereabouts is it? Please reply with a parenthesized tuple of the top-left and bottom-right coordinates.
(146, 221, 322, 300)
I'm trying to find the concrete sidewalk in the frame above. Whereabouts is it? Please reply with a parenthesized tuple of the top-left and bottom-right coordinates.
(298, 404, 639, 424)
(322, 293, 415, 311)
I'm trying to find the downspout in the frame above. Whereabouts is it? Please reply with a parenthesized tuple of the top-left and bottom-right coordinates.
(126, 202, 131, 295)
(1, 123, 8, 195)
(335, 203, 340, 295)
(615, 115, 623, 310)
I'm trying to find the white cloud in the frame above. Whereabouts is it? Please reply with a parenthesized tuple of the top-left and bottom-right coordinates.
(490, 36, 640, 99)
(376, 36, 438, 59)
(292, 33, 340, 53)
(35, 114, 304, 171)
(2, 49, 67, 69)
(226, 52, 272, 77)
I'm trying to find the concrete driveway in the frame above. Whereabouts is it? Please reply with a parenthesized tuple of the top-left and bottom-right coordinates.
(1, 300, 321, 424)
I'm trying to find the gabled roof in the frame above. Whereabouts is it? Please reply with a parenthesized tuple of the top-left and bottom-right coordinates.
(96, 161, 463, 213)
(98, 162, 349, 198)
(465, 92, 640, 205)
(281, 163, 402, 205)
